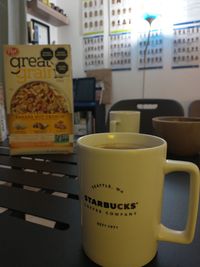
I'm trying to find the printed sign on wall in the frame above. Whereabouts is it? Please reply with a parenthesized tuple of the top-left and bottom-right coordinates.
(172, 20, 200, 69)
(137, 29, 163, 70)
(82, 0, 105, 36)
(83, 35, 105, 70)
(109, 32, 132, 70)
(109, 0, 134, 34)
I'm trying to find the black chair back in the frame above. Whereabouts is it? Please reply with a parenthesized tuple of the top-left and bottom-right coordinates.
(108, 99, 184, 134)
(73, 77, 96, 103)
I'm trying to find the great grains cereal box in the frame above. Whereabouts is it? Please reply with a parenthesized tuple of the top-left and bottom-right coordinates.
(4, 45, 74, 155)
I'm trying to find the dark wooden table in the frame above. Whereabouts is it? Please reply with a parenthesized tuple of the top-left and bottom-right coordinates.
(0, 142, 199, 267)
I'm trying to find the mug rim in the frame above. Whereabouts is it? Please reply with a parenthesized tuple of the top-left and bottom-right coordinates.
(77, 132, 166, 152)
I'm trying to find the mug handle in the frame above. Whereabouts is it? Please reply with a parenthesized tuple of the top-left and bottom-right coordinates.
(158, 160, 200, 244)
(110, 120, 119, 132)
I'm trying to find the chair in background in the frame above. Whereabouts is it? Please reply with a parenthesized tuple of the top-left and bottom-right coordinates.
(188, 100, 200, 117)
(73, 77, 96, 104)
(108, 98, 184, 134)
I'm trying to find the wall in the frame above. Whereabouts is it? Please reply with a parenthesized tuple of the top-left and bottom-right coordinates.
(57, 0, 200, 114)
(57, 0, 85, 78)
(0, 0, 27, 82)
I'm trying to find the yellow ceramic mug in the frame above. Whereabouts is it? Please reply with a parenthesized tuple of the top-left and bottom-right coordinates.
(77, 133, 199, 267)
(109, 111, 140, 132)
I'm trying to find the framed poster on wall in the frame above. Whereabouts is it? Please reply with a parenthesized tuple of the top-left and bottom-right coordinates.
(30, 19, 50, 45)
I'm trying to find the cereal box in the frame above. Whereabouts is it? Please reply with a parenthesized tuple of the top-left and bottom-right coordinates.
(4, 45, 74, 155)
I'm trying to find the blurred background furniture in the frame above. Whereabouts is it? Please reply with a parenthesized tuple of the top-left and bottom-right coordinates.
(108, 99, 184, 134)
(73, 77, 106, 135)
(73, 77, 96, 105)
(153, 116, 200, 157)
(188, 100, 200, 117)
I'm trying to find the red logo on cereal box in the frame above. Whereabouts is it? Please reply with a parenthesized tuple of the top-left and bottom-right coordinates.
(6, 47, 19, 56)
